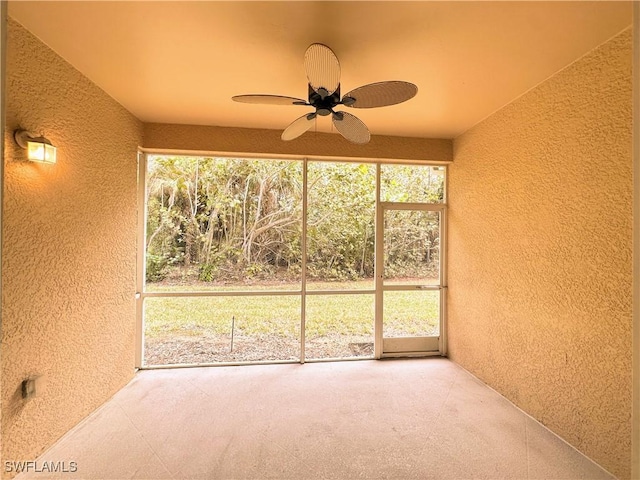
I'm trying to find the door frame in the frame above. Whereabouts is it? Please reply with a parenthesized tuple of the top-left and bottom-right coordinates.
(374, 198, 447, 359)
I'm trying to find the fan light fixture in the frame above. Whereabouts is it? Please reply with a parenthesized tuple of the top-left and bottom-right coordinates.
(14, 129, 57, 164)
(232, 43, 418, 145)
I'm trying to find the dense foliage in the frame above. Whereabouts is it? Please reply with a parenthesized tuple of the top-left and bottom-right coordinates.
(145, 156, 443, 284)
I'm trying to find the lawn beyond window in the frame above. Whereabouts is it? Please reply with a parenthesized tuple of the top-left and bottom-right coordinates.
(144, 283, 438, 365)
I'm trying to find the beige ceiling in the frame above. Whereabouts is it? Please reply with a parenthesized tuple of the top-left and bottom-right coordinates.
(8, 1, 633, 139)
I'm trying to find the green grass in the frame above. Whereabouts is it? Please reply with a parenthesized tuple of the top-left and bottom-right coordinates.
(146, 279, 376, 293)
(144, 281, 439, 339)
(383, 290, 440, 337)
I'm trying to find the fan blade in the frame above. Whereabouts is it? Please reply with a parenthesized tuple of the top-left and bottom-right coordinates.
(342, 81, 417, 108)
(332, 111, 370, 144)
(232, 95, 308, 106)
(282, 113, 316, 141)
(304, 43, 340, 96)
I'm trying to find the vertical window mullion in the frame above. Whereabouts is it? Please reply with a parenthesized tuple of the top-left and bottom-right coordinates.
(135, 151, 148, 369)
(374, 163, 383, 359)
(301, 158, 308, 363)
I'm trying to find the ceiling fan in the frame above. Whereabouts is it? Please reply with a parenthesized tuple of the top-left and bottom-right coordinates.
(232, 43, 418, 145)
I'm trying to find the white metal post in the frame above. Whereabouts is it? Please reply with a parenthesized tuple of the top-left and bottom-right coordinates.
(301, 159, 308, 363)
(135, 151, 147, 369)
(440, 206, 448, 356)
(374, 164, 384, 358)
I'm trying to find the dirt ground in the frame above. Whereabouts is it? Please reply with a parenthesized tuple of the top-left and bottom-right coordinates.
(144, 333, 374, 365)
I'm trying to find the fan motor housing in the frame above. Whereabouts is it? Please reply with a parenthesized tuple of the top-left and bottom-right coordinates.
(308, 84, 341, 115)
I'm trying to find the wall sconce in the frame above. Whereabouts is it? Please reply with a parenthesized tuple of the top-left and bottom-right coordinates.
(14, 129, 57, 164)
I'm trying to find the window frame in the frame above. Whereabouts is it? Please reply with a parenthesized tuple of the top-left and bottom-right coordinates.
(136, 152, 448, 368)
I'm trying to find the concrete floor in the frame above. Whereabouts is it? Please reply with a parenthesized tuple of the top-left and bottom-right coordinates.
(21, 358, 613, 480)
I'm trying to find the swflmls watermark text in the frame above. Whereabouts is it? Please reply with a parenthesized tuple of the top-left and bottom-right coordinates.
(5, 461, 78, 474)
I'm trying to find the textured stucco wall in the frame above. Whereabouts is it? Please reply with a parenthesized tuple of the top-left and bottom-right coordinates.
(0, 2, 7, 467)
(448, 29, 632, 478)
(2, 18, 142, 476)
(144, 123, 453, 163)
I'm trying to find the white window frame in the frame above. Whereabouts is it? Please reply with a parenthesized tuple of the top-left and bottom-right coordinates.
(135, 153, 448, 369)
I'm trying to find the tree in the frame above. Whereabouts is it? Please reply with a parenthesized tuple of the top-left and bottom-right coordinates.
(145, 156, 443, 284)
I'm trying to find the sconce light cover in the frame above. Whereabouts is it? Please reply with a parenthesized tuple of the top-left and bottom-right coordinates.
(14, 129, 57, 164)
(27, 139, 56, 164)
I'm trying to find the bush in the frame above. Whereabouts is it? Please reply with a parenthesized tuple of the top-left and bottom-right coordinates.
(245, 262, 275, 280)
(198, 263, 217, 282)
(146, 254, 169, 282)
